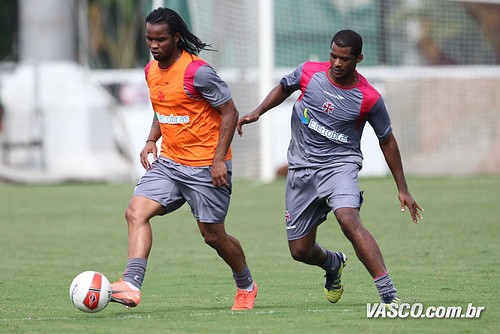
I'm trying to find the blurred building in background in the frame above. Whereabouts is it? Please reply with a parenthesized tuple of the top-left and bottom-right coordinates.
(0, 0, 499, 183)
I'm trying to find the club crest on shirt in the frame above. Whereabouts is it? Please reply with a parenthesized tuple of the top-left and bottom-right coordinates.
(157, 91, 165, 102)
(322, 101, 334, 114)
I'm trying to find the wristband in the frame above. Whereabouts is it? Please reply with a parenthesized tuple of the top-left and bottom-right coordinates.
(146, 139, 156, 144)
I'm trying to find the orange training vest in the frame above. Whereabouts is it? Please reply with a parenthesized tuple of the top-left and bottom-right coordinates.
(145, 51, 232, 167)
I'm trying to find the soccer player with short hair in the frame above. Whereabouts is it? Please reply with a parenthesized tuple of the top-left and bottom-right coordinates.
(110, 7, 257, 310)
(237, 30, 423, 305)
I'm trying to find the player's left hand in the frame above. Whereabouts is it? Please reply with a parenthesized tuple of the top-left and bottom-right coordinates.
(211, 160, 229, 187)
(399, 191, 424, 224)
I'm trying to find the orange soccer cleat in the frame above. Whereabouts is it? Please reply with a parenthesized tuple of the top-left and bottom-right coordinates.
(231, 282, 258, 310)
(110, 279, 141, 308)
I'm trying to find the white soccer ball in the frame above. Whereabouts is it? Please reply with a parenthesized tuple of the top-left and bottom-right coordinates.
(70, 271, 112, 313)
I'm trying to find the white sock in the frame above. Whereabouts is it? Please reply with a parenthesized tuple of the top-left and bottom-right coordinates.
(124, 281, 140, 291)
(240, 282, 254, 292)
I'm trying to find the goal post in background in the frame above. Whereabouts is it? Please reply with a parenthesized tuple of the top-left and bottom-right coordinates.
(257, 0, 275, 183)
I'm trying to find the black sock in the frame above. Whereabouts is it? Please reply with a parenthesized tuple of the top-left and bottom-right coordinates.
(123, 257, 147, 289)
(232, 265, 253, 290)
(374, 272, 397, 297)
(320, 250, 340, 273)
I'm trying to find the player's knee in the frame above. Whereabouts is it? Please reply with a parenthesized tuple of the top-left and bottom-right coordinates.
(199, 223, 228, 250)
(202, 231, 222, 249)
(125, 205, 144, 227)
(289, 247, 312, 263)
(125, 206, 135, 222)
(339, 219, 365, 241)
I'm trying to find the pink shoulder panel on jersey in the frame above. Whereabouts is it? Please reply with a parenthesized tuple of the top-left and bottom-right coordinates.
(298, 62, 330, 101)
(144, 60, 153, 80)
(184, 60, 209, 99)
(356, 74, 381, 129)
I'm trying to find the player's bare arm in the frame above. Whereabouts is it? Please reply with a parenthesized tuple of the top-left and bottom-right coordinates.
(212, 99, 239, 187)
(140, 115, 161, 170)
(237, 84, 292, 136)
(379, 133, 424, 223)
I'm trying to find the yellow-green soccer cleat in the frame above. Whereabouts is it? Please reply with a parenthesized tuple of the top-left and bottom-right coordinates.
(324, 252, 346, 303)
(381, 293, 401, 308)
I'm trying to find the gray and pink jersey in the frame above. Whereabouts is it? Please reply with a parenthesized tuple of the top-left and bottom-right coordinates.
(280, 61, 393, 169)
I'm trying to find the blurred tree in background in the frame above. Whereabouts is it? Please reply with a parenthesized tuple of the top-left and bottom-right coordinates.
(86, 0, 190, 68)
(0, 0, 18, 62)
(87, 0, 149, 68)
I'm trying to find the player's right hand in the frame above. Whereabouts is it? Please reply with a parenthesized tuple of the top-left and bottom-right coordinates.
(140, 141, 158, 170)
(237, 112, 260, 136)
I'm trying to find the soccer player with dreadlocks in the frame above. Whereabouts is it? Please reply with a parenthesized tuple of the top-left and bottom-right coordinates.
(110, 7, 257, 311)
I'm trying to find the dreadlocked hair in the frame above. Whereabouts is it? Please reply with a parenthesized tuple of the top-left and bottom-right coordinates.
(146, 7, 215, 55)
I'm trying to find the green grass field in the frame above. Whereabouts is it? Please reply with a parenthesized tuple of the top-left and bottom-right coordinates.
(0, 176, 499, 333)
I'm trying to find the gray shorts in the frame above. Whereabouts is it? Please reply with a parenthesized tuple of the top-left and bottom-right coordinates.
(133, 156, 232, 223)
(285, 163, 364, 240)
